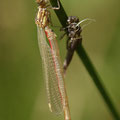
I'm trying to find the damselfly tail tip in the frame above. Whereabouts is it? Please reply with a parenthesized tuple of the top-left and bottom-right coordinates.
(48, 103, 53, 112)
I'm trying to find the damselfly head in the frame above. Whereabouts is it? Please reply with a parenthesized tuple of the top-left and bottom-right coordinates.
(36, 0, 48, 5)
(67, 16, 79, 25)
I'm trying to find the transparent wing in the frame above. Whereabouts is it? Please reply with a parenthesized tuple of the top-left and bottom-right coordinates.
(37, 26, 64, 115)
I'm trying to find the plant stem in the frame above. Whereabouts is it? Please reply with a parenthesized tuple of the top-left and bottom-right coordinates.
(77, 45, 119, 120)
(50, 0, 120, 119)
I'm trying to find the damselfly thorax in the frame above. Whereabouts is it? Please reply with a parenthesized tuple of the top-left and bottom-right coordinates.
(35, 0, 60, 28)
(35, 0, 50, 28)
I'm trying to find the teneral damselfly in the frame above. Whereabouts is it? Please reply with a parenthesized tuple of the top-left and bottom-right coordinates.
(35, 0, 71, 120)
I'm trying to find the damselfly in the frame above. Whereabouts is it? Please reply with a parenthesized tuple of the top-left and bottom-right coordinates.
(35, 0, 71, 120)
(61, 16, 95, 74)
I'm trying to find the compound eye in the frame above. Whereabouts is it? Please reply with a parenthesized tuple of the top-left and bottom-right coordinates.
(36, 0, 40, 4)
(44, 0, 48, 3)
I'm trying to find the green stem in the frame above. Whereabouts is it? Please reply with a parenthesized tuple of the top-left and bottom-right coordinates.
(50, 0, 120, 119)
(77, 45, 119, 120)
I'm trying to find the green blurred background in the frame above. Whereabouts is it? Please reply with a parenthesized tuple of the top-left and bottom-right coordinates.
(0, 0, 120, 120)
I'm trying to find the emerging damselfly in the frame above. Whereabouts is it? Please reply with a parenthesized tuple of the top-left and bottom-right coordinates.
(35, 0, 71, 120)
(61, 16, 95, 74)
